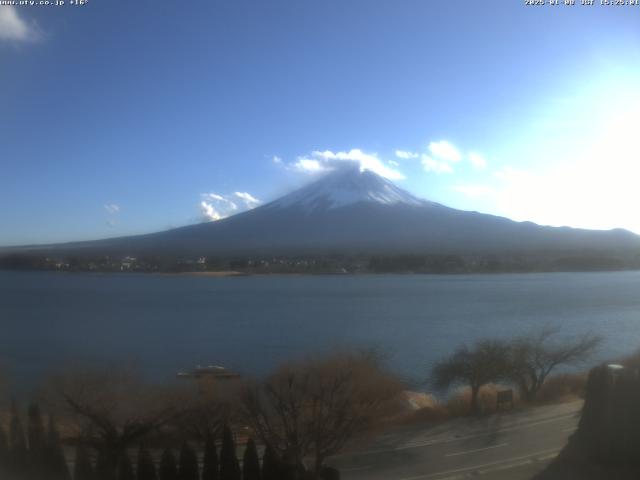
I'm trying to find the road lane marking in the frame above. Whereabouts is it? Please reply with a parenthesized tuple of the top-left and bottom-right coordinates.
(396, 447, 562, 480)
(444, 442, 508, 457)
(476, 451, 559, 475)
(341, 412, 577, 457)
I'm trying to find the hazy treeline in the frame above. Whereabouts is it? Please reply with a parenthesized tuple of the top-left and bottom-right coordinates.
(3, 251, 640, 274)
(0, 253, 361, 274)
(369, 253, 640, 274)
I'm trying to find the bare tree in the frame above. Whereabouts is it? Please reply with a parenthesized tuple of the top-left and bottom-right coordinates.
(241, 351, 403, 477)
(508, 327, 601, 402)
(168, 396, 225, 443)
(168, 378, 245, 443)
(50, 367, 187, 478)
(431, 340, 510, 415)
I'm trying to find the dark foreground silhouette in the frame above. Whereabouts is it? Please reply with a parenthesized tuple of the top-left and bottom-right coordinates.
(536, 362, 640, 479)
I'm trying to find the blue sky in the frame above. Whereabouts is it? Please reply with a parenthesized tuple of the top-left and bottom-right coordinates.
(1, 1, 640, 246)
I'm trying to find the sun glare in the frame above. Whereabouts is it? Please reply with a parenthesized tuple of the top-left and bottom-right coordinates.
(490, 77, 640, 233)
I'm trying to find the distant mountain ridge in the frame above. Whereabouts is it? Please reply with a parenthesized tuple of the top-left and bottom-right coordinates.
(4, 167, 640, 258)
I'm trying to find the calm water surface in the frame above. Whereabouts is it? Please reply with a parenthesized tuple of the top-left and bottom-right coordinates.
(2, 270, 640, 390)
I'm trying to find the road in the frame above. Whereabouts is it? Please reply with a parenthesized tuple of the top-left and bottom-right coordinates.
(329, 401, 583, 480)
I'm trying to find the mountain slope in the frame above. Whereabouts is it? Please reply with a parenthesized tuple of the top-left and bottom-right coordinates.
(7, 167, 640, 257)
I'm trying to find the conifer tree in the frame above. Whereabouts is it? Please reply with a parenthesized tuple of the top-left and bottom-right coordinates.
(159, 449, 179, 480)
(201, 430, 219, 480)
(95, 447, 117, 480)
(260, 445, 280, 480)
(0, 423, 9, 480)
(9, 400, 27, 477)
(219, 426, 241, 480)
(46, 414, 71, 480)
(27, 403, 47, 477)
(136, 445, 157, 480)
(242, 438, 260, 480)
(117, 452, 135, 480)
(73, 445, 94, 480)
(27, 404, 46, 453)
(178, 442, 199, 480)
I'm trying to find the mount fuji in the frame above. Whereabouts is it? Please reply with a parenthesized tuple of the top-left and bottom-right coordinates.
(7, 167, 640, 257)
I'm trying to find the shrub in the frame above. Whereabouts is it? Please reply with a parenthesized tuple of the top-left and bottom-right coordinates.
(401, 404, 450, 425)
(393, 391, 450, 425)
(446, 384, 518, 416)
(536, 373, 587, 404)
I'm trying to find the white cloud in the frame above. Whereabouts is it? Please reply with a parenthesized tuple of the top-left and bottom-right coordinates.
(0, 6, 38, 42)
(200, 201, 223, 221)
(291, 158, 328, 174)
(203, 193, 227, 202)
(104, 203, 120, 227)
(388, 160, 400, 167)
(199, 191, 261, 222)
(421, 155, 453, 174)
(396, 140, 486, 175)
(234, 191, 260, 206)
(104, 203, 120, 214)
(468, 152, 488, 169)
(272, 155, 282, 164)
(395, 150, 419, 159)
(428, 140, 462, 163)
(291, 149, 404, 180)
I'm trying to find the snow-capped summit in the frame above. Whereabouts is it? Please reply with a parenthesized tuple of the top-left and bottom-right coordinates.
(265, 166, 430, 212)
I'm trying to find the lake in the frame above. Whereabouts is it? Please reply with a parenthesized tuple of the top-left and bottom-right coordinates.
(2, 270, 640, 392)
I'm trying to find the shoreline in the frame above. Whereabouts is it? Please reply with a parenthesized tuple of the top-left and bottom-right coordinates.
(2, 268, 640, 277)
(156, 270, 249, 277)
